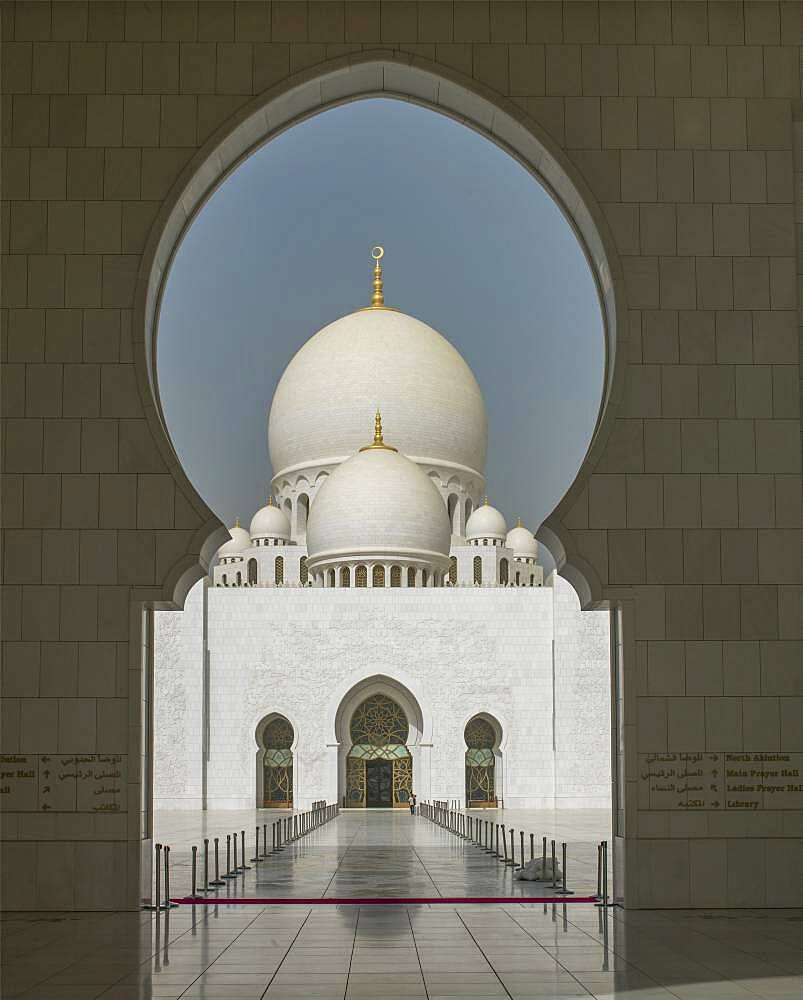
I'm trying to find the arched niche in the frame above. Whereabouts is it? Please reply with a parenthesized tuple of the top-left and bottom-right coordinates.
(133, 51, 626, 612)
(464, 712, 504, 808)
(254, 712, 297, 810)
(332, 674, 426, 806)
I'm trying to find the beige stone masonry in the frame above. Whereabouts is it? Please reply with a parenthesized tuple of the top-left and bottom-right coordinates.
(1, 0, 801, 910)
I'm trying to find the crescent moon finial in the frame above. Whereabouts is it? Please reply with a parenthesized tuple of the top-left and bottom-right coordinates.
(370, 245, 385, 306)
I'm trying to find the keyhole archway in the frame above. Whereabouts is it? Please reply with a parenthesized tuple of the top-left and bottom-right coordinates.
(135, 50, 628, 904)
(134, 52, 625, 613)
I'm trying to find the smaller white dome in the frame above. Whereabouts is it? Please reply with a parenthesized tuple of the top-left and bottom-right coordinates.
(506, 519, 538, 558)
(466, 501, 507, 542)
(250, 499, 290, 540)
(217, 522, 251, 558)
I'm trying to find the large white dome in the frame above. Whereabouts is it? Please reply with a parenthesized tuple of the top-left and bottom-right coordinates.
(506, 520, 538, 558)
(268, 308, 487, 484)
(466, 501, 507, 542)
(249, 499, 290, 540)
(306, 438, 451, 571)
(217, 523, 251, 558)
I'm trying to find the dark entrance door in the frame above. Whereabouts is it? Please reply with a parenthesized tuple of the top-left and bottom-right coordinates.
(365, 759, 393, 807)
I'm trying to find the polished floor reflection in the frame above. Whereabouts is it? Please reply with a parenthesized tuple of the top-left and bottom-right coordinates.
(3, 903, 802, 999)
(155, 808, 611, 900)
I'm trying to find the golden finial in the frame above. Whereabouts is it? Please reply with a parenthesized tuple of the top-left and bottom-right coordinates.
(483, 496, 490, 506)
(359, 409, 397, 452)
(234, 516, 240, 528)
(516, 515, 522, 527)
(267, 494, 274, 506)
(371, 246, 385, 307)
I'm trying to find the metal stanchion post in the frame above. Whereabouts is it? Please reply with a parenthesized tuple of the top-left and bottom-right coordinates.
(263, 823, 268, 857)
(241, 830, 251, 869)
(494, 823, 500, 859)
(596, 843, 602, 900)
(507, 828, 516, 867)
(502, 827, 509, 865)
(542, 836, 547, 876)
(144, 843, 161, 909)
(551, 840, 557, 892)
(223, 834, 235, 878)
(210, 837, 224, 886)
(163, 846, 178, 909)
(252, 826, 260, 863)
(530, 833, 534, 862)
(555, 842, 573, 895)
(191, 845, 197, 898)
(233, 831, 240, 873)
(202, 838, 210, 892)
(520, 831, 525, 870)
(603, 840, 609, 907)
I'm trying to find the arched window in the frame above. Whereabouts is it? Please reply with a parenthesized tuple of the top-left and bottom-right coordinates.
(390, 565, 401, 588)
(447, 493, 459, 533)
(274, 555, 284, 584)
(297, 493, 309, 533)
(299, 555, 308, 585)
(248, 558, 257, 585)
(328, 568, 336, 588)
(407, 567, 416, 588)
(236, 571, 242, 586)
(499, 558, 508, 585)
(372, 564, 385, 588)
(222, 573, 227, 586)
(465, 497, 473, 524)
(530, 574, 535, 586)
(355, 564, 367, 588)
(465, 715, 498, 806)
(340, 565, 351, 588)
(515, 571, 520, 585)
(449, 556, 457, 584)
(473, 556, 482, 585)
(421, 569, 429, 587)
(262, 716, 293, 808)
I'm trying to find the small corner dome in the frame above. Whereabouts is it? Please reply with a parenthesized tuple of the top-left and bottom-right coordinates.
(466, 501, 507, 541)
(306, 420, 451, 569)
(250, 500, 290, 540)
(506, 521, 538, 557)
(217, 523, 251, 558)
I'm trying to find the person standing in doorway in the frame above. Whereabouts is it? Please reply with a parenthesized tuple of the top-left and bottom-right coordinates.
(409, 792, 417, 815)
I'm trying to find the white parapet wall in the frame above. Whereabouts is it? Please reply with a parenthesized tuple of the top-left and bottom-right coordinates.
(154, 577, 611, 811)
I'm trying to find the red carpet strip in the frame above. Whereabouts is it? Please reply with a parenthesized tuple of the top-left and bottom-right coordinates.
(173, 895, 598, 905)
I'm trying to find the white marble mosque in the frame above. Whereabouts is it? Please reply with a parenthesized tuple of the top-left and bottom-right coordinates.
(154, 249, 610, 814)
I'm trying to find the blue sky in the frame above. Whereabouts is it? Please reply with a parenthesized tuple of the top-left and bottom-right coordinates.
(158, 98, 604, 541)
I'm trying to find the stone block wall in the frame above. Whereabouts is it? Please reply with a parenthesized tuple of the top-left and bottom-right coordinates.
(1, 1, 801, 909)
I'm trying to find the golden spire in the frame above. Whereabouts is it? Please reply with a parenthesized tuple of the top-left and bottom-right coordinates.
(516, 515, 522, 527)
(267, 494, 274, 506)
(359, 409, 397, 452)
(234, 516, 240, 528)
(371, 246, 385, 307)
(483, 496, 490, 506)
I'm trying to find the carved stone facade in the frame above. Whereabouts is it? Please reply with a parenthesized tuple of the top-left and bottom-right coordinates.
(153, 575, 611, 811)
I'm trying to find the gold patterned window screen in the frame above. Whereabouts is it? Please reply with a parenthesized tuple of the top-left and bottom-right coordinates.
(449, 556, 457, 584)
(355, 564, 367, 587)
(347, 695, 412, 806)
(263, 716, 293, 807)
(299, 556, 308, 584)
(465, 716, 496, 805)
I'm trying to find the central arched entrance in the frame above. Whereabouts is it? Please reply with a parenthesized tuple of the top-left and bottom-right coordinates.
(346, 694, 412, 808)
